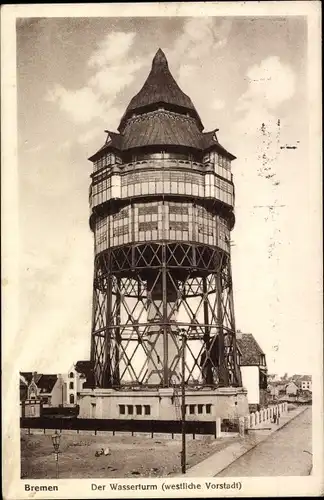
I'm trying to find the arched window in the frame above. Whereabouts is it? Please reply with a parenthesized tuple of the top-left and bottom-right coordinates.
(69, 372, 74, 378)
(69, 382, 74, 390)
(69, 394, 75, 404)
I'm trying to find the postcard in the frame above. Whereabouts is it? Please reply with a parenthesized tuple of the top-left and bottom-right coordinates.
(1, 2, 323, 498)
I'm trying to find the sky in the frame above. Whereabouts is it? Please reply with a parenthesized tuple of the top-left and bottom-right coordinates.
(14, 15, 321, 377)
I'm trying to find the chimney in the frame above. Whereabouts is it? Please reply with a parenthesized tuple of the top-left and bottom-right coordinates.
(236, 329, 243, 340)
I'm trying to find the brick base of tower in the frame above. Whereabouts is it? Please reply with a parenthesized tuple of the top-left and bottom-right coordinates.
(78, 387, 249, 420)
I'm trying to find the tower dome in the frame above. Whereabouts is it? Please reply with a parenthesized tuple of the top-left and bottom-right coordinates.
(118, 48, 203, 131)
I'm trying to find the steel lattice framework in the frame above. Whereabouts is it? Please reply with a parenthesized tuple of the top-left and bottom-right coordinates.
(90, 242, 242, 388)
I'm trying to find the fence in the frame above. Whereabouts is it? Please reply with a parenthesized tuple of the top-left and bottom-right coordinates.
(20, 417, 217, 438)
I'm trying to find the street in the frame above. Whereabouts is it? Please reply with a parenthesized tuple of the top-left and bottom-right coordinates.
(217, 408, 312, 477)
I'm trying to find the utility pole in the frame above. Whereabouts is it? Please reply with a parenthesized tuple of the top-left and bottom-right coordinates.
(180, 329, 186, 474)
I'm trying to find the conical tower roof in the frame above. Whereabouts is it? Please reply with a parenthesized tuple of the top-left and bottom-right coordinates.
(118, 49, 203, 131)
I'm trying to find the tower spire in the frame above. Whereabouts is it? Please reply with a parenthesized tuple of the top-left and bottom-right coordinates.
(118, 48, 203, 131)
(152, 48, 169, 69)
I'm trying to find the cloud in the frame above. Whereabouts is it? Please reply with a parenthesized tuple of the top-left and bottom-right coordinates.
(172, 18, 231, 61)
(88, 32, 136, 68)
(46, 84, 104, 124)
(234, 56, 297, 157)
(238, 56, 296, 112)
(212, 98, 225, 110)
(89, 60, 144, 96)
(168, 18, 232, 130)
(46, 31, 143, 130)
(77, 126, 103, 145)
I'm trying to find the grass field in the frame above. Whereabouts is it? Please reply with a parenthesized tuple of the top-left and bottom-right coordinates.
(21, 430, 239, 479)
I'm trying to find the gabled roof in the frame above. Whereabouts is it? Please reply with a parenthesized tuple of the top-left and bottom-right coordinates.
(20, 372, 42, 385)
(299, 375, 312, 382)
(285, 381, 298, 387)
(201, 130, 236, 160)
(88, 131, 122, 161)
(37, 374, 58, 393)
(119, 49, 203, 131)
(236, 333, 265, 366)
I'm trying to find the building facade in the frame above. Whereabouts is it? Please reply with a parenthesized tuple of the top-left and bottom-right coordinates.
(300, 375, 312, 392)
(286, 381, 299, 396)
(66, 361, 94, 405)
(236, 332, 268, 411)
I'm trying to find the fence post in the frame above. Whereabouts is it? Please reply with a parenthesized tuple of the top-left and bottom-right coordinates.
(215, 418, 221, 438)
(239, 417, 245, 437)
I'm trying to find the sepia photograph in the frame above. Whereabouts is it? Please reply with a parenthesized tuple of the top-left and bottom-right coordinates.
(2, 2, 323, 499)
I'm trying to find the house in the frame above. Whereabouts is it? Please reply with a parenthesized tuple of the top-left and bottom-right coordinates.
(20, 372, 42, 402)
(236, 331, 268, 411)
(285, 381, 299, 396)
(299, 375, 312, 392)
(20, 372, 42, 417)
(66, 361, 94, 405)
(37, 374, 66, 406)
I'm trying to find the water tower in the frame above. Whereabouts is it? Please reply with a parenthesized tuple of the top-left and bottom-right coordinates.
(79, 49, 248, 420)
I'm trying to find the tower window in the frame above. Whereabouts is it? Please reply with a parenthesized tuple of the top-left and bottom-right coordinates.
(136, 405, 142, 415)
(119, 405, 125, 415)
(189, 405, 195, 415)
(127, 405, 134, 415)
(69, 372, 74, 378)
(69, 394, 75, 404)
(69, 382, 74, 390)
(198, 404, 203, 414)
(144, 405, 151, 415)
(206, 404, 212, 414)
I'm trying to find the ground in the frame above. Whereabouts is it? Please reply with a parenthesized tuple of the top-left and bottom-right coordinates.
(21, 431, 240, 479)
(217, 407, 312, 477)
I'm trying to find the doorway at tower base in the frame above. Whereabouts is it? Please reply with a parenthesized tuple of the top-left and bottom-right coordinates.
(78, 387, 249, 420)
